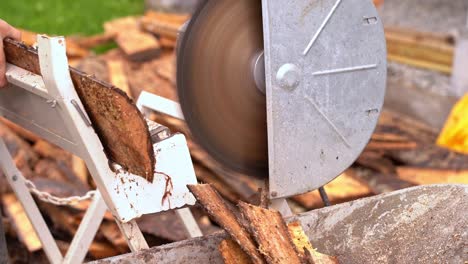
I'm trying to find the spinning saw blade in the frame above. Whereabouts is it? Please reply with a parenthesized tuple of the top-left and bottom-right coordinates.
(177, 0, 268, 177)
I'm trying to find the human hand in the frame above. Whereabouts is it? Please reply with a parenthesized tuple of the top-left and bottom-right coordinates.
(0, 19, 21, 88)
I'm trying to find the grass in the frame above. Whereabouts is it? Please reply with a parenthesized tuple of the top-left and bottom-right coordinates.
(0, 0, 144, 36)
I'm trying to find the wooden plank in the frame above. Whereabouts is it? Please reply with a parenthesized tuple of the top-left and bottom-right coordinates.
(385, 26, 454, 73)
(187, 184, 265, 264)
(219, 239, 252, 264)
(73, 32, 116, 49)
(238, 201, 302, 264)
(141, 11, 189, 40)
(4, 38, 155, 181)
(396, 167, 468, 185)
(107, 60, 132, 98)
(115, 30, 161, 61)
(1, 194, 41, 252)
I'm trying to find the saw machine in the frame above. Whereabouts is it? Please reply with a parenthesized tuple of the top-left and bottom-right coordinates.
(0, 0, 386, 262)
(175, 0, 386, 201)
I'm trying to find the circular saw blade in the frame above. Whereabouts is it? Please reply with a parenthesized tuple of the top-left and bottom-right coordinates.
(177, 0, 268, 177)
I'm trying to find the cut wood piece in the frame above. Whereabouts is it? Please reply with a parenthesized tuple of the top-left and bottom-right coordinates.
(238, 201, 302, 264)
(365, 140, 418, 151)
(159, 37, 177, 49)
(219, 239, 253, 264)
(73, 32, 116, 49)
(356, 152, 396, 174)
(396, 167, 468, 185)
(385, 26, 454, 74)
(19, 29, 90, 59)
(187, 184, 265, 264)
(0, 117, 40, 143)
(115, 30, 161, 61)
(4, 38, 155, 181)
(72, 155, 89, 185)
(140, 18, 182, 40)
(1, 194, 41, 252)
(144, 11, 190, 25)
(100, 221, 129, 253)
(0, 121, 39, 168)
(104, 17, 140, 35)
(293, 171, 373, 209)
(107, 60, 132, 98)
(377, 110, 438, 144)
(371, 132, 410, 142)
(33, 140, 71, 166)
(287, 221, 338, 264)
(141, 11, 189, 40)
(350, 166, 415, 194)
(388, 145, 468, 170)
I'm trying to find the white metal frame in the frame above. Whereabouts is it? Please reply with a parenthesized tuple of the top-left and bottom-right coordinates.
(136, 91, 293, 215)
(0, 36, 201, 264)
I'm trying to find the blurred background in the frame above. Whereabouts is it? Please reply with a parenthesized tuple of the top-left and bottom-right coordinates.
(0, 0, 467, 263)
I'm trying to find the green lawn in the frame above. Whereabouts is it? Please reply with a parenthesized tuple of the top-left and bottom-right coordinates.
(0, 0, 144, 36)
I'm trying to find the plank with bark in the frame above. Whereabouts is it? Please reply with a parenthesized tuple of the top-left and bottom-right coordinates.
(4, 38, 155, 181)
(219, 239, 253, 264)
(238, 201, 302, 264)
(187, 184, 265, 264)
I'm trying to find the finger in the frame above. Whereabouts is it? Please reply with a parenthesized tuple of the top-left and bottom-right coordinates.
(0, 20, 21, 40)
(0, 40, 6, 88)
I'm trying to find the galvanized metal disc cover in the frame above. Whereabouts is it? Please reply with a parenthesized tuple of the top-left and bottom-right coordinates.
(177, 0, 268, 177)
(262, 0, 387, 197)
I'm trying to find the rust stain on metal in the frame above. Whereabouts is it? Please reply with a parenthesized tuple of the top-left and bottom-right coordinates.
(157, 171, 173, 207)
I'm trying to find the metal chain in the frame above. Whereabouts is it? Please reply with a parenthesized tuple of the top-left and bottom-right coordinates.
(24, 179, 96, 206)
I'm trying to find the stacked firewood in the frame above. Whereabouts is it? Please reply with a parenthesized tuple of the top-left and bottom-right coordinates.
(1, 10, 467, 263)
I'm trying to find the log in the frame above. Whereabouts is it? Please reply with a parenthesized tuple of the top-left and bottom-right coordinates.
(238, 201, 302, 264)
(4, 38, 155, 181)
(187, 184, 265, 264)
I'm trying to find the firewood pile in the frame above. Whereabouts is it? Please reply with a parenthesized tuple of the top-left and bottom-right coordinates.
(1, 10, 467, 263)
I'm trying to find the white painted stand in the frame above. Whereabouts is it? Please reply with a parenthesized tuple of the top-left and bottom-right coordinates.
(0, 36, 200, 263)
(136, 91, 295, 218)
